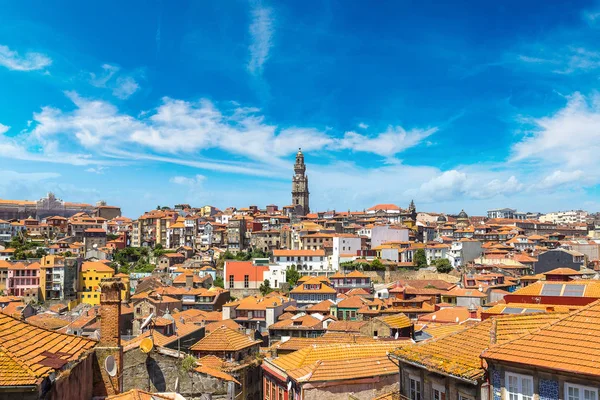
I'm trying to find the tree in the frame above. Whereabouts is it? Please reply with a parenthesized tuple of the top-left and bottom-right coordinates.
(214, 276, 224, 288)
(413, 249, 428, 269)
(435, 258, 453, 274)
(259, 279, 273, 296)
(63, 251, 73, 257)
(370, 258, 385, 271)
(286, 266, 300, 287)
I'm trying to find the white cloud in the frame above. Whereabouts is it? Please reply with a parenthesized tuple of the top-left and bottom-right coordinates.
(337, 126, 438, 158)
(0, 44, 52, 71)
(358, 122, 369, 129)
(247, 4, 274, 75)
(517, 46, 600, 74)
(85, 166, 107, 174)
(89, 64, 140, 99)
(512, 92, 600, 170)
(537, 170, 584, 189)
(113, 76, 140, 99)
(26, 92, 434, 170)
(170, 174, 206, 186)
(0, 123, 9, 135)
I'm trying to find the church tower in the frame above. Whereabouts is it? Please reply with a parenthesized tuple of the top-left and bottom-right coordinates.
(292, 148, 310, 216)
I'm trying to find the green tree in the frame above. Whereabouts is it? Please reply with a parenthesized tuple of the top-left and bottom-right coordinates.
(435, 258, 453, 273)
(259, 279, 273, 296)
(413, 248, 428, 269)
(34, 248, 47, 258)
(63, 251, 73, 257)
(214, 276, 224, 288)
(286, 266, 300, 287)
(370, 258, 385, 271)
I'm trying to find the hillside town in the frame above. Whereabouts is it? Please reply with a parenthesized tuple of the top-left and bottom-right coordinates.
(0, 150, 599, 399)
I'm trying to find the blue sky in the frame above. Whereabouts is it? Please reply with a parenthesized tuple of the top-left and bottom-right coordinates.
(1, 0, 600, 217)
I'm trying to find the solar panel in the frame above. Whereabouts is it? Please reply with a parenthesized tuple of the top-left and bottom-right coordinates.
(540, 283, 563, 296)
(503, 307, 524, 314)
(563, 284, 586, 297)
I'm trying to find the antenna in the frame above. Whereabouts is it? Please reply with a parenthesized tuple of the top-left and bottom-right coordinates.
(140, 312, 154, 331)
(104, 355, 117, 377)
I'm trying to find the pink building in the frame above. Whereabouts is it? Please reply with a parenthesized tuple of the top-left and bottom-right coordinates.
(7, 261, 41, 297)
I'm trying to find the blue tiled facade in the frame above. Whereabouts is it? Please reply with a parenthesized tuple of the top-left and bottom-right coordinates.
(539, 379, 559, 400)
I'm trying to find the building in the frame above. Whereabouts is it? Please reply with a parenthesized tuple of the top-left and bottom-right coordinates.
(224, 259, 270, 297)
(79, 261, 115, 305)
(268, 313, 334, 343)
(446, 239, 483, 267)
(533, 248, 585, 274)
(262, 342, 403, 400)
(0, 193, 102, 220)
(540, 209, 589, 224)
(291, 148, 310, 216)
(329, 270, 372, 294)
(371, 225, 410, 248)
(487, 208, 517, 219)
(331, 235, 362, 271)
(7, 261, 41, 298)
(272, 249, 328, 276)
(222, 292, 296, 333)
(227, 217, 247, 253)
(482, 300, 600, 400)
(390, 313, 566, 400)
(39, 255, 81, 304)
(190, 326, 261, 360)
(289, 276, 337, 306)
(0, 312, 97, 399)
(83, 228, 107, 254)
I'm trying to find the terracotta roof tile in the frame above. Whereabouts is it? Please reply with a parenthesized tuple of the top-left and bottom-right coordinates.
(190, 326, 260, 352)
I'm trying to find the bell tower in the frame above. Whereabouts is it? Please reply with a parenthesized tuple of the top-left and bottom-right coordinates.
(292, 148, 310, 216)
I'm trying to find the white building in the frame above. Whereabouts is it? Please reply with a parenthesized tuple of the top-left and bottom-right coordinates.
(331, 236, 362, 271)
(446, 239, 483, 267)
(272, 249, 330, 276)
(540, 210, 589, 225)
(263, 263, 287, 290)
(371, 225, 409, 248)
(487, 208, 516, 219)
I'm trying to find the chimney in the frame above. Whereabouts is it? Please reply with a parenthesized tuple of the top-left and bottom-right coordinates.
(546, 306, 555, 312)
(186, 272, 194, 288)
(468, 304, 478, 319)
(489, 318, 497, 345)
(93, 277, 125, 398)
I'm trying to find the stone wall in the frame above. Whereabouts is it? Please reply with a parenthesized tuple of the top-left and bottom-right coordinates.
(123, 347, 231, 399)
(46, 354, 95, 400)
(303, 374, 398, 400)
(363, 270, 460, 284)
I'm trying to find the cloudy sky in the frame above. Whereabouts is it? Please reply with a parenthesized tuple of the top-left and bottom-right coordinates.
(1, 0, 600, 217)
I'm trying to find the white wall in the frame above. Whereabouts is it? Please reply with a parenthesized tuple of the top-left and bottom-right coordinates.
(332, 236, 362, 271)
(371, 226, 409, 248)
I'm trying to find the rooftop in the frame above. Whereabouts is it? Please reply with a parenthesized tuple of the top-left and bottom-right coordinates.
(190, 326, 261, 352)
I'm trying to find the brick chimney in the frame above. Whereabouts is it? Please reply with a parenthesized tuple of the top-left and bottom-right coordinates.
(185, 272, 194, 288)
(93, 277, 125, 398)
(468, 304, 478, 319)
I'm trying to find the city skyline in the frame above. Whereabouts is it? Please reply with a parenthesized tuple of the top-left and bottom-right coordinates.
(1, 1, 600, 216)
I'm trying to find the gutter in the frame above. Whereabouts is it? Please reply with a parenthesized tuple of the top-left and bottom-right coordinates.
(388, 353, 479, 385)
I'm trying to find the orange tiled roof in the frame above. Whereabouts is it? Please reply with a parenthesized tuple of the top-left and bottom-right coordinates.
(376, 313, 412, 329)
(0, 313, 96, 387)
(543, 267, 583, 275)
(25, 314, 69, 331)
(275, 333, 376, 352)
(106, 389, 175, 400)
(189, 326, 261, 352)
(269, 342, 404, 383)
(392, 313, 565, 381)
(268, 315, 324, 330)
(482, 300, 600, 377)
(326, 320, 367, 333)
(204, 319, 240, 333)
(511, 280, 600, 297)
(81, 261, 115, 273)
(306, 299, 334, 313)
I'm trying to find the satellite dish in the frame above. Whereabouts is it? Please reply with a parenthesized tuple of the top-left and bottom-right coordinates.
(104, 355, 117, 377)
(394, 331, 399, 340)
(140, 338, 154, 353)
(287, 381, 292, 391)
(93, 243, 98, 249)
(140, 313, 154, 330)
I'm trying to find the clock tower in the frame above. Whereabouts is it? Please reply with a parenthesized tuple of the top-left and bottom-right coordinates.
(292, 148, 310, 216)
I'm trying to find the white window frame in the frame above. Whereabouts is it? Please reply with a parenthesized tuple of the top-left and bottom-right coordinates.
(565, 383, 599, 400)
(408, 374, 421, 400)
(432, 383, 446, 400)
(505, 372, 533, 400)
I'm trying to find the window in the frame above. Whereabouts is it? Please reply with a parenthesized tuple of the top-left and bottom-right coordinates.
(565, 383, 598, 400)
(506, 373, 533, 400)
(458, 395, 473, 400)
(244, 275, 249, 288)
(432, 383, 446, 400)
(229, 275, 234, 288)
(409, 376, 421, 400)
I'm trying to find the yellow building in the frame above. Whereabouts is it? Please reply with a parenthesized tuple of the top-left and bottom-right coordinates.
(79, 261, 115, 305)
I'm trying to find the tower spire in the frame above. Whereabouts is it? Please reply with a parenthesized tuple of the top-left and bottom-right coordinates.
(292, 148, 310, 216)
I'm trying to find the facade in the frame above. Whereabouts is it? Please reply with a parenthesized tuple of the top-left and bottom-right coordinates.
(83, 228, 107, 253)
(224, 259, 270, 297)
(487, 208, 517, 219)
(227, 217, 247, 253)
(533, 248, 585, 274)
(291, 148, 310, 216)
(79, 261, 115, 305)
(289, 276, 337, 306)
(371, 225, 410, 248)
(0, 193, 100, 220)
(272, 249, 328, 276)
(540, 209, 589, 224)
(331, 235, 362, 271)
(483, 301, 600, 400)
(222, 292, 296, 333)
(329, 270, 372, 294)
(446, 239, 483, 267)
(7, 261, 41, 298)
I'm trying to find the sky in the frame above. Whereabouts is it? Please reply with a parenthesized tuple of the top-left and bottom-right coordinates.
(1, 0, 600, 218)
